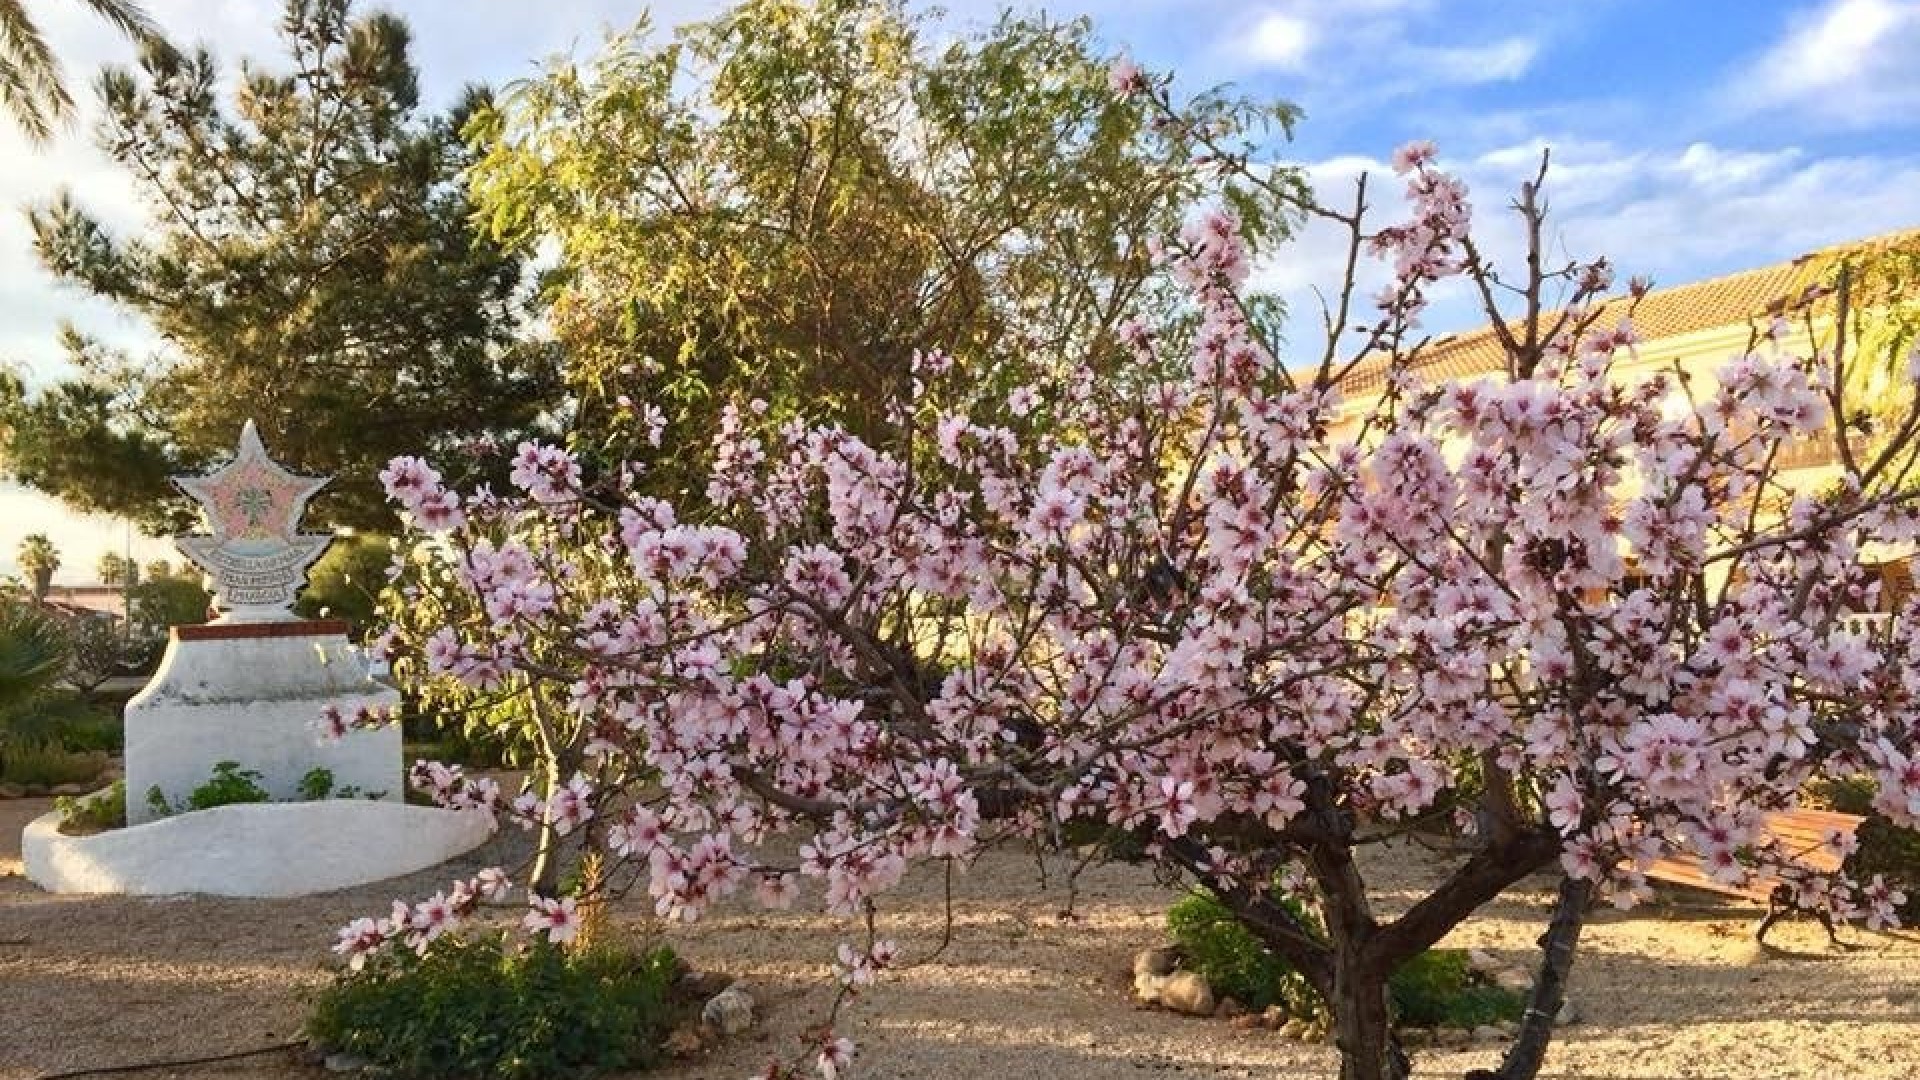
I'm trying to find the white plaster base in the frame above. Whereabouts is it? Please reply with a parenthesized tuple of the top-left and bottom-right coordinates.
(22, 799, 496, 897)
(125, 629, 400, 823)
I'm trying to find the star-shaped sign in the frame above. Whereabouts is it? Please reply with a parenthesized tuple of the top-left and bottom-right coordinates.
(173, 420, 333, 622)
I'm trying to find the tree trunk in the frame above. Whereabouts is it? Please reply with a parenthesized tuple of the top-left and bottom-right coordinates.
(527, 755, 564, 895)
(1493, 875, 1592, 1080)
(1333, 958, 1409, 1080)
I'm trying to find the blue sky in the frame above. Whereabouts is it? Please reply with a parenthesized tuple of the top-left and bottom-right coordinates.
(6, 0, 1920, 579)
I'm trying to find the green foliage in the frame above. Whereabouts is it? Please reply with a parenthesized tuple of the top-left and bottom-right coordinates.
(183, 760, 269, 811)
(127, 575, 210, 631)
(465, 0, 1301, 498)
(0, 689, 120, 754)
(299, 767, 336, 801)
(56, 780, 126, 833)
(1165, 888, 1523, 1027)
(16, 533, 61, 599)
(4, 0, 562, 532)
(295, 533, 393, 634)
(1166, 886, 1319, 1016)
(307, 934, 680, 1080)
(96, 552, 140, 587)
(1806, 775, 1920, 918)
(0, 741, 109, 788)
(409, 703, 532, 770)
(144, 784, 169, 818)
(0, 601, 69, 710)
(0, 0, 169, 143)
(1386, 949, 1523, 1029)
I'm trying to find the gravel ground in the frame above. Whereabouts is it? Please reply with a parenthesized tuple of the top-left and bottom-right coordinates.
(4, 795, 1918, 1080)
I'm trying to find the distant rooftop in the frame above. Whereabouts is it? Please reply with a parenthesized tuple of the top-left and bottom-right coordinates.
(1339, 228, 1920, 399)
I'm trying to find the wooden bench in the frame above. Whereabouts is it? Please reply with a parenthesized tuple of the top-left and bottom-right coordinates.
(1642, 808, 1867, 944)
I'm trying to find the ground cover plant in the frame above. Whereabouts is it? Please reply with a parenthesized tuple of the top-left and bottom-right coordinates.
(307, 931, 679, 1080)
(326, 61, 1920, 1080)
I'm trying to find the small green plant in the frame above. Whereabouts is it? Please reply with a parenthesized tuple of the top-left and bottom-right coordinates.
(184, 760, 270, 811)
(146, 784, 171, 818)
(56, 780, 125, 833)
(1166, 887, 1524, 1027)
(299, 766, 336, 800)
(307, 933, 680, 1080)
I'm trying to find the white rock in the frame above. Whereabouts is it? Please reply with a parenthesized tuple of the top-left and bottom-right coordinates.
(1467, 948, 1502, 972)
(1132, 971, 1168, 1004)
(1556, 998, 1581, 1026)
(1494, 968, 1533, 992)
(1158, 971, 1215, 1016)
(702, 985, 756, 1036)
(1132, 945, 1181, 977)
(1471, 1024, 1506, 1042)
(323, 1052, 369, 1072)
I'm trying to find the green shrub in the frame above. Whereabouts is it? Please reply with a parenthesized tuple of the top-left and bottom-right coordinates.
(1805, 775, 1920, 919)
(184, 760, 269, 811)
(56, 780, 125, 833)
(0, 740, 109, 788)
(307, 933, 679, 1080)
(1387, 948, 1523, 1028)
(0, 691, 120, 755)
(1165, 888, 1523, 1027)
(1166, 886, 1320, 1015)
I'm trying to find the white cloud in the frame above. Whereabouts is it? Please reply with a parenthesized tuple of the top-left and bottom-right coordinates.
(1414, 37, 1537, 84)
(1253, 138, 1920, 350)
(1199, 1, 1541, 104)
(1734, 0, 1920, 127)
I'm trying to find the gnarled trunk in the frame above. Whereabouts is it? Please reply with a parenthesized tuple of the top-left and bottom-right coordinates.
(1332, 957, 1408, 1080)
(1492, 875, 1592, 1080)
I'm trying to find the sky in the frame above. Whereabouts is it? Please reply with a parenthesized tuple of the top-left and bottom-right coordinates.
(5, 0, 1920, 581)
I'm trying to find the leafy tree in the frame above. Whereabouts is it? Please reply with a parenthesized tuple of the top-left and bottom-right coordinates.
(465, 0, 1299, 493)
(0, 0, 166, 142)
(296, 532, 392, 635)
(127, 574, 208, 630)
(17, 533, 59, 600)
(4, 0, 564, 532)
(143, 559, 175, 580)
(1811, 233, 1920, 475)
(96, 552, 138, 587)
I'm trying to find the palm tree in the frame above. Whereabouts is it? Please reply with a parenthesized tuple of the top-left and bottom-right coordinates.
(18, 533, 60, 602)
(0, 0, 167, 143)
(0, 601, 67, 711)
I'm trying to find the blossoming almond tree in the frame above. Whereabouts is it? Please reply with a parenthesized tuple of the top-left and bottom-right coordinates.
(333, 78, 1920, 1080)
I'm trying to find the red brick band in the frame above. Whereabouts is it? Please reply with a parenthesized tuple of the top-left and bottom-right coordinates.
(173, 619, 351, 641)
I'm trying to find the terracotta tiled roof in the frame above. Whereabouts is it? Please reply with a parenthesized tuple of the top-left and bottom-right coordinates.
(1339, 228, 1920, 398)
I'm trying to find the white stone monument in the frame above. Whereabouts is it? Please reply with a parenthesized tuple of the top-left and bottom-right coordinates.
(123, 420, 401, 820)
(24, 422, 493, 896)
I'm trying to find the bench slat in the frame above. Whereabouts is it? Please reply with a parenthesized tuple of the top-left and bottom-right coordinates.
(1640, 809, 1865, 904)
